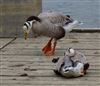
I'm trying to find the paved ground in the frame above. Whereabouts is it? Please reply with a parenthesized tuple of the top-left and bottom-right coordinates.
(0, 33, 100, 86)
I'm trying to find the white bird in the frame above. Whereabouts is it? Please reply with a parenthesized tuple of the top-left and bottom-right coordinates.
(23, 11, 80, 56)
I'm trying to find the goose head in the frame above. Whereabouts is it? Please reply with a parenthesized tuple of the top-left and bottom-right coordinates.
(23, 16, 41, 40)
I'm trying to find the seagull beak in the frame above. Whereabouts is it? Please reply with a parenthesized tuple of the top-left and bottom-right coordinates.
(24, 32, 28, 40)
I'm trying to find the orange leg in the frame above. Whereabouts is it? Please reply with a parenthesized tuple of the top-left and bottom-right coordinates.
(42, 38, 53, 54)
(45, 39, 57, 56)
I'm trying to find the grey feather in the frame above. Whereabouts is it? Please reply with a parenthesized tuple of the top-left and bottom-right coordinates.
(38, 11, 68, 26)
(32, 19, 65, 39)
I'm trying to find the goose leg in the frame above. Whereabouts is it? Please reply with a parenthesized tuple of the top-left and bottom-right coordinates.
(45, 39, 57, 56)
(42, 38, 53, 54)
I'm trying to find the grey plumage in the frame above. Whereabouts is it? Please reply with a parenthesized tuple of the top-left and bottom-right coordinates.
(53, 48, 89, 77)
(38, 11, 69, 26)
(55, 56, 73, 72)
(31, 19, 65, 39)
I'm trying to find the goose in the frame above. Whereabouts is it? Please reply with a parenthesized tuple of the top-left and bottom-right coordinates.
(23, 11, 80, 56)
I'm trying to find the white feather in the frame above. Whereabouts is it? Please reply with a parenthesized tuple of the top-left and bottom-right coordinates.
(63, 20, 80, 32)
(23, 26, 27, 31)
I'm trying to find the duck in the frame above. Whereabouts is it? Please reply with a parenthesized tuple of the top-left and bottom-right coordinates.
(23, 11, 80, 56)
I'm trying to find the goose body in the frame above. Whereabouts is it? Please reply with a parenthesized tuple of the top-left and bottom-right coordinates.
(32, 19, 65, 39)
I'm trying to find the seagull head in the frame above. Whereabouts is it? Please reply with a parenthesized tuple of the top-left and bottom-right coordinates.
(64, 48, 76, 57)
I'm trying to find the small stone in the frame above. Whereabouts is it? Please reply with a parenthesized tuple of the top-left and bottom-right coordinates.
(24, 68, 37, 71)
(71, 40, 79, 43)
(20, 73, 28, 76)
(12, 78, 16, 80)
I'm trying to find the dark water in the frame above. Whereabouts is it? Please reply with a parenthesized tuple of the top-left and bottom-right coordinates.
(42, 0, 100, 28)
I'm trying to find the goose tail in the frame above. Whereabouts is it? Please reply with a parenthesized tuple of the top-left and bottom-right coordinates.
(63, 20, 82, 32)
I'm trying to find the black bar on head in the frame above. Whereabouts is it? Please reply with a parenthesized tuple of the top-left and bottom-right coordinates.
(24, 23, 28, 29)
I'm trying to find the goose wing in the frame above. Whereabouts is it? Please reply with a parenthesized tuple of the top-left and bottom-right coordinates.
(38, 11, 69, 26)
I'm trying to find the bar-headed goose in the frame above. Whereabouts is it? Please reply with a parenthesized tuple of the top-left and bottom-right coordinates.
(23, 11, 80, 56)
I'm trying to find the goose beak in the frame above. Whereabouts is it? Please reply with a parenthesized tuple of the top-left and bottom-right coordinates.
(24, 32, 28, 40)
(23, 25, 29, 40)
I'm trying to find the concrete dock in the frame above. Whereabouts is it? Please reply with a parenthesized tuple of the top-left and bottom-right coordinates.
(0, 32, 100, 86)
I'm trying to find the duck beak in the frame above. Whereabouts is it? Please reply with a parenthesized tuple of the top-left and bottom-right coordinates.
(24, 32, 28, 40)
